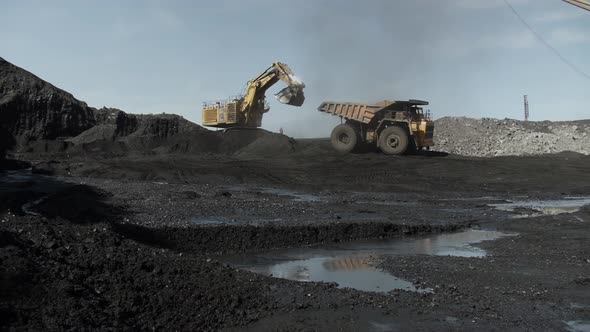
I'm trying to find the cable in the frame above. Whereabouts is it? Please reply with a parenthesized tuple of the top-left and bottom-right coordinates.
(503, 0, 590, 81)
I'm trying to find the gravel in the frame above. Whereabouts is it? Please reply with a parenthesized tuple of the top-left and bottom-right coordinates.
(434, 117, 590, 157)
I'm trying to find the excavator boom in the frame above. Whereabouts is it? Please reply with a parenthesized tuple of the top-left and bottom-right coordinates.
(563, 0, 590, 11)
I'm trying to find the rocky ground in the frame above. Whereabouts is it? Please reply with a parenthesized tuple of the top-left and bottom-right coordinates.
(2, 149, 590, 331)
(2, 57, 590, 331)
(434, 117, 590, 157)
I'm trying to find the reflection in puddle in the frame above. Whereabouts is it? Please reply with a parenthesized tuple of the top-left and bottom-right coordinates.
(490, 197, 590, 218)
(223, 230, 516, 293)
(566, 321, 590, 332)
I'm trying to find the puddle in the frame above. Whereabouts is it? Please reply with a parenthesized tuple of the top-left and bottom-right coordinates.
(0, 169, 35, 182)
(490, 197, 590, 218)
(223, 229, 516, 293)
(0, 169, 69, 192)
(190, 217, 283, 225)
(190, 217, 235, 225)
(1, 170, 74, 215)
(438, 196, 498, 201)
(257, 188, 320, 202)
(566, 321, 590, 332)
(369, 321, 399, 332)
(21, 196, 47, 216)
(224, 185, 321, 202)
(355, 200, 416, 206)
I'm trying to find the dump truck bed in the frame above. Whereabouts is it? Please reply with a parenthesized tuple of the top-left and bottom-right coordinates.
(317, 102, 380, 124)
(318, 100, 429, 124)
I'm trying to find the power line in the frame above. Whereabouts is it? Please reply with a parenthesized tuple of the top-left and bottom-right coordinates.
(503, 0, 590, 81)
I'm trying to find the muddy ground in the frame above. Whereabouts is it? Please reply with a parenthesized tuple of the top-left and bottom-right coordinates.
(1, 142, 590, 331)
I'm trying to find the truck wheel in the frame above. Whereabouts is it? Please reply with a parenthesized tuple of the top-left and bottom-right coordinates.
(331, 124, 358, 153)
(379, 126, 409, 155)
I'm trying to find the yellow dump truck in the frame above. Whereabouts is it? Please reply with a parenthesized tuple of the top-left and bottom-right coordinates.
(318, 99, 434, 155)
(202, 62, 305, 129)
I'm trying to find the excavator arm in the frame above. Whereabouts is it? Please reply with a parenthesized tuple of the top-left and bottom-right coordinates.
(563, 0, 590, 11)
(241, 62, 305, 126)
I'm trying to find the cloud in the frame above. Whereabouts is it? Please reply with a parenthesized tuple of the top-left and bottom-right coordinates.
(531, 9, 586, 23)
(148, 4, 183, 30)
(111, 20, 144, 40)
(432, 29, 537, 58)
(452, 0, 532, 10)
(549, 27, 590, 45)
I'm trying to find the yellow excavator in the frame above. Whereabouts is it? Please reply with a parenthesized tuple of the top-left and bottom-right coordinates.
(202, 62, 305, 128)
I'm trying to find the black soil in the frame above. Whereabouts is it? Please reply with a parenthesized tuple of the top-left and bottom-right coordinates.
(2, 150, 590, 331)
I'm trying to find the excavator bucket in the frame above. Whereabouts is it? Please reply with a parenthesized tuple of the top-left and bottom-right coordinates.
(275, 85, 305, 107)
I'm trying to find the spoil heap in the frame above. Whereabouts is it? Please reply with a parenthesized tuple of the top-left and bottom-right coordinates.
(434, 117, 590, 157)
(0, 57, 95, 148)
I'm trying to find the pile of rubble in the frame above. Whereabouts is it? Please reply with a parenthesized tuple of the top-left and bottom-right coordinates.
(434, 117, 590, 157)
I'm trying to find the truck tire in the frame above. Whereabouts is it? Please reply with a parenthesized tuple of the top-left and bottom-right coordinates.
(331, 124, 358, 153)
(379, 126, 409, 155)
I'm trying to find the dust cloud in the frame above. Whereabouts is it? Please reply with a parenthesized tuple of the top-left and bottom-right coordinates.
(274, 1, 460, 138)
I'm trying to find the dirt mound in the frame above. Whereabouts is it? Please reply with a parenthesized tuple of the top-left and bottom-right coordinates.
(0, 58, 215, 156)
(227, 130, 296, 157)
(0, 58, 312, 159)
(434, 117, 590, 157)
(0, 57, 96, 148)
(68, 107, 208, 154)
(157, 129, 299, 157)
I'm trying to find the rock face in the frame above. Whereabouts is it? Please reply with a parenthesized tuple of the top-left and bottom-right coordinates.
(434, 117, 590, 157)
(0, 57, 96, 147)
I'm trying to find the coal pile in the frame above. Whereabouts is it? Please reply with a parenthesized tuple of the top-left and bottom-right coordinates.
(0, 57, 299, 158)
(0, 57, 96, 148)
(434, 117, 590, 157)
(67, 107, 209, 155)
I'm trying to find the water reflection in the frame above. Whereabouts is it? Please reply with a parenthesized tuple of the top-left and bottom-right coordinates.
(223, 229, 516, 293)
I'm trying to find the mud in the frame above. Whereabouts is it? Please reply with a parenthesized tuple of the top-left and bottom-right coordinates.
(2, 149, 590, 331)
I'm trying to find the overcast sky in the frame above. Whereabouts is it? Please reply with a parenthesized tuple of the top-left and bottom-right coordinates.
(1, 0, 589, 137)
